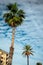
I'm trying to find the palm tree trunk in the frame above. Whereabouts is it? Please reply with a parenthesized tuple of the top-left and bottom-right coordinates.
(11, 27, 15, 47)
(27, 55, 29, 65)
(9, 27, 15, 65)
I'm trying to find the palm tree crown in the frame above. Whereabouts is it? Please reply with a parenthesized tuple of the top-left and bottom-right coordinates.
(3, 3, 25, 27)
(22, 45, 33, 56)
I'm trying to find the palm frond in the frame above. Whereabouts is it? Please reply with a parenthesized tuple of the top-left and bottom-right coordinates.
(17, 9, 25, 18)
(22, 51, 26, 55)
(11, 3, 18, 13)
(7, 3, 13, 10)
(3, 13, 12, 18)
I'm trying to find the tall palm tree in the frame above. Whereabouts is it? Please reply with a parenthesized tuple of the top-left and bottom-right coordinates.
(3, 2, 25, 65)
(36, 62, 42, 65)
(3, 2, 25, 50)
(22, 45, 33, 65)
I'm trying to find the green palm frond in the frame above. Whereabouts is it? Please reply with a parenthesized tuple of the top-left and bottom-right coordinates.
(24, 45, 32, 51)
(17, 9, 25, 18)
(7, 4, 13, 10)
(13, 16, 23, 27)
(8, 19, 13, 25)
(3, 13, 12, 19)
(3, 13, 13, 23)
(13, 16, 20, 21)
(11, 3, 18, 13)
(7, 3, 18, 13)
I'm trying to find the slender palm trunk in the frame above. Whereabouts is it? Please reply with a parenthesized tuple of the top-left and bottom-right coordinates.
(8, 27, 15, 65)
(27, 55, 29, 65)
(11, 27, 15, 47)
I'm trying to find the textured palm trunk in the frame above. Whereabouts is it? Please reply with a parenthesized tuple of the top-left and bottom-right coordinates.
(27, 55, 29, 65)
(8, 27, 15, 65)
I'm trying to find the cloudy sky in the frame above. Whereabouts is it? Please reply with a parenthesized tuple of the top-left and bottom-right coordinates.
(0, 0, 43, 65)
(0, 0, 43, 4)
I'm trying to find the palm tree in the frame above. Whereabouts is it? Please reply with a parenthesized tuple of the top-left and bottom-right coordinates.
(22, 45, 33, 65)
(3, 2, 25, 65)
(36, 62, 42, 65)
(3, 2, 25, 49)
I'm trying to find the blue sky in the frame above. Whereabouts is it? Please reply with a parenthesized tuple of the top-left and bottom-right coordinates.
(0, 0, 43, 65)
